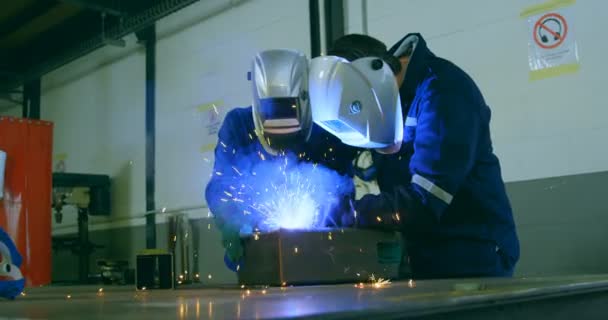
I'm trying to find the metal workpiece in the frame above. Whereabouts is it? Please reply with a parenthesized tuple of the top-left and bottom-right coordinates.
(237, 228, 402, 286)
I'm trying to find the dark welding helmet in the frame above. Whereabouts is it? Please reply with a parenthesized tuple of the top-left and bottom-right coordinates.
(252, 49, 312, 155)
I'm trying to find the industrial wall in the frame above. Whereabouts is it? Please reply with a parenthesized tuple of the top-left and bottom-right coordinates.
(345, 0, 608, 275)
(1, 0, 606, 283)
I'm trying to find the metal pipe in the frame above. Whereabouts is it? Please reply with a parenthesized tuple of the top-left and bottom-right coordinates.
(143, 25, 157, 249)
(361, 0, 368, 35)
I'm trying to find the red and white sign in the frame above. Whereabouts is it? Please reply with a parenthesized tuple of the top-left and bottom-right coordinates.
(525, 5, 579, 75)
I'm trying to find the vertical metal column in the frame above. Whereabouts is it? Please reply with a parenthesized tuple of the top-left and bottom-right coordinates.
(324, 0, 345, 49)
(22, 78, 41, 119)
(138, 25, 157, 249)
(309, 0, 322, 58)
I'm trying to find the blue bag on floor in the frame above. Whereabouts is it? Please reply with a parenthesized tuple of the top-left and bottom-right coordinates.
(0, 227, 25, 300)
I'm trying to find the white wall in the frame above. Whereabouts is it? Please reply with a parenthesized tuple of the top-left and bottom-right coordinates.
(42, 50, 146, 231)
(346, 0, 607, 182)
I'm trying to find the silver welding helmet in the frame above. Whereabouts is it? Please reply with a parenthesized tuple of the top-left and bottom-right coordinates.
(308, 55, 403, 149)
(252, 49, 312, 155)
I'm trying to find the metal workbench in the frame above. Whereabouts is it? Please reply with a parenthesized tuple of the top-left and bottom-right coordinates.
(2, 274, 608, 319)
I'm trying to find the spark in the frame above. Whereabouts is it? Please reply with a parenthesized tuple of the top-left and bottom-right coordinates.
(215, 171, 223, 176)
(376, 216, 383, 222)
(220, 141, 227, 148)
(241, 285, 246, 289)
(195, 274, 200, 279)
(203, 158, 210, 163)
(66, 294, 72, 299)
(328, 232, 333, 240)
(20, 292, 26, 297)
(220, 198, 228, 202)
(253, 233, 260, 240)
(281, 282, 287, 287)
(208, 274, 212, 279)
(161, 207, 167, 213)
(232, 166, 243, 176)
(394, 213, 401, 221)
(243, 210, 251, 215)
(224, 191, 233, 197)
(246, 290, 251, 296)
(370, 274, 391, 288)
(261, 290, 267, 295)
(408, 279, 416, 288)
(208, 223, 211, 229)
(212, 104, 219, 115)
(249, 133, 254, 140)
(329, 148, 333, 152)
(258, 152, 266, 161)
(294, 247, 299, 254)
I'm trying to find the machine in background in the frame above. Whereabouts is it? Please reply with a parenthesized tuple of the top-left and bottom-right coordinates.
(52, 173, 110, 284)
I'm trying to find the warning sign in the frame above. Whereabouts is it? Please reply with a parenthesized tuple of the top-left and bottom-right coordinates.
(534, 13, 567, 49)
(521, 0, 579, 80)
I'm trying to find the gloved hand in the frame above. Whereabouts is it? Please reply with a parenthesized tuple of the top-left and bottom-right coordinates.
(323, 195, 356, 228)
(355, 193, 402, 231)
(220, 227, 244, 272)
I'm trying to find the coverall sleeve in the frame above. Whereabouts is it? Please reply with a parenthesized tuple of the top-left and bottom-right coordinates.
(204, 110, 250, 232)
(357, 84, 480, 230)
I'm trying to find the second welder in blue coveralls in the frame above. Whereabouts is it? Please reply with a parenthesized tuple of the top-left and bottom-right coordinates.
(205, 49, 357, 271)
(310, 33, 520, 279)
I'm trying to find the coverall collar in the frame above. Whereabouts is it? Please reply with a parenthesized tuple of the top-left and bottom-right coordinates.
(388, 33, 435, 109)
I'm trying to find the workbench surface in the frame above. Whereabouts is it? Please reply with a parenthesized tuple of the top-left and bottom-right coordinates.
(2, 274, 608, 319)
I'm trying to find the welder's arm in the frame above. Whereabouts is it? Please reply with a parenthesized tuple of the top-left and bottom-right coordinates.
(355, 89, 480, 232)
(204, 111, 249, 266)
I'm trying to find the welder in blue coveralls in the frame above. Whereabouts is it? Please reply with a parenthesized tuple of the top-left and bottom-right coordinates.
(205, 49, 357, 271)
(309, 33, 520, 279)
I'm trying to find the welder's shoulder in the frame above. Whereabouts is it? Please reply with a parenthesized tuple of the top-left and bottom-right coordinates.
(424, 58, 485, 108)
(220, 106, 255, 135)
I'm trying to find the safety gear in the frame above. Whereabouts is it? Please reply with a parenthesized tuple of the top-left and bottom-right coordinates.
(252, 49, 312, 155)
(0, 227, 25, 300)
(308, 55, 403, 149)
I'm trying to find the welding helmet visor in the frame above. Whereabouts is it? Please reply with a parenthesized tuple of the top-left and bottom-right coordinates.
(252, 49, 312, 154)
(308, 55, 403, 149)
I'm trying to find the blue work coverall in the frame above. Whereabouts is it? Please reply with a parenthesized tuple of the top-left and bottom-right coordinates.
(358, 34, 519, 279)
(205, 106, 357, 262)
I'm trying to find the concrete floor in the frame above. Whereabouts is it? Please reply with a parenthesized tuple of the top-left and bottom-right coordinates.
(2, 275, 608, 319)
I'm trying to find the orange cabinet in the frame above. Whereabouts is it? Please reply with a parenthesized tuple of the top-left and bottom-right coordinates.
(0, 116, 53, 286)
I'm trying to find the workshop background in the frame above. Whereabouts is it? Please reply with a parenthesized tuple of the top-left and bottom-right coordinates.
(0, 0, 605, 285)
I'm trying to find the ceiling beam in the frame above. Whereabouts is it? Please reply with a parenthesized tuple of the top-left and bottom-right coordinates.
(60, 0, 125, 16)
(0, 0, 201, 92)
(0, 1, 58, 38)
